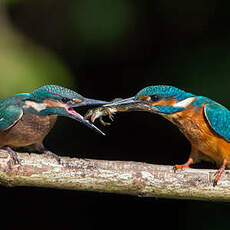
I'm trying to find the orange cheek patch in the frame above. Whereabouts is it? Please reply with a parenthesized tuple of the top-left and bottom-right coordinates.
(138, 96, 176, 107)
(73, 98, 83, 103)
(159, 98, 176, 106)
(150, 98, 177, 107)
(44, 100, 66, 108)
(138, 95, 150, 101)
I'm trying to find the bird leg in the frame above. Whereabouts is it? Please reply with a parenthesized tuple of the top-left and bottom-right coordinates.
(173, 147, 201, 172)
(173, 157, 194, 172)
(31, 143, 61, 164)
(3, 146, 20, 165)
(43, 150, 61, 164)
(213, 159, 227, 187)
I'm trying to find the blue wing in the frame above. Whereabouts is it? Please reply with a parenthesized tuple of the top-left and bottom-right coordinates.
(0, 105, 23, 131)
(204, 103, 230, 142)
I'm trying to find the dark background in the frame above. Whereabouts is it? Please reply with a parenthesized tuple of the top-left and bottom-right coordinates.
(1, 0, 230, 229)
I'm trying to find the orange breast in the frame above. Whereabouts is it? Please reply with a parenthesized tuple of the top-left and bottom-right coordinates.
(0, 113, 57, 148)
(165, 105, 230, 166)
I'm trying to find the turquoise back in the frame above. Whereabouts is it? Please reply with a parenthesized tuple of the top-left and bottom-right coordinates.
(0, 94, 28, 130)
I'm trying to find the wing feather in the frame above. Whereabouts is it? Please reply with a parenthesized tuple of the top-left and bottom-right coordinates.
(0, 105, 23, 131)
(204, 103, 230, 142)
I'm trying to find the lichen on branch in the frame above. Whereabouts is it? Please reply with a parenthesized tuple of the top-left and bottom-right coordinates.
(0, 149, 230, 202)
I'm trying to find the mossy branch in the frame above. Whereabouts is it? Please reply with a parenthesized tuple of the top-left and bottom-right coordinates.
(0, 149, 229, 201)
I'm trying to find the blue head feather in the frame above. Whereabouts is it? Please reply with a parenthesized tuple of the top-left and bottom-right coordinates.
(29, 85, 84, 102)
(135, 85, 195, 102)
(134, 85, 222, 115)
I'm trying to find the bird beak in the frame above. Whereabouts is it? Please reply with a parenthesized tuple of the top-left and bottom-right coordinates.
(66, 107, 106, 135)
(73, 98, 109, 107)
(66, 98, 109, 135)
(102, 97, 159, 113)
(102, 97, 142, 107)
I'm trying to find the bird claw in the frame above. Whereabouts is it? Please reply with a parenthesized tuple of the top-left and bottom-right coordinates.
(213, 179, 218, 187)
(173, 158, 193, 172)
(213, 171, 223, 187)
(4, 147, 20, 165)
(173, 164, 190, 173)
(212, 159, 227, 187)
(43, 151, 61, 164)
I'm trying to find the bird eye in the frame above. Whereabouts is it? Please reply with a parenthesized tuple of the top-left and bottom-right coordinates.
(61, 97, 71, 103)
(150, 95, 160, 102)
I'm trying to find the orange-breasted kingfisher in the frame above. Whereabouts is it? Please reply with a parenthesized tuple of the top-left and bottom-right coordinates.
(0, 85, 108, 163)
(99, 85, 230, 186)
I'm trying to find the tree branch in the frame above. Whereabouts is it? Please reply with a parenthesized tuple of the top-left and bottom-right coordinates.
(0, 149, 229, 201)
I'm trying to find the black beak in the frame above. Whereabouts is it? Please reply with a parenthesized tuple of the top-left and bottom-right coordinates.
(67, 110, 106, 135)
(73, 98, 109, 107)
(102, 96, 157, 113)
(67, 98, 109, 135)
(103, 97, 142, 107)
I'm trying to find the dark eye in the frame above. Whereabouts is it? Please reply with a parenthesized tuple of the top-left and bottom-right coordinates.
(61, 97, 71, 103)
(150, 95, 160, 102)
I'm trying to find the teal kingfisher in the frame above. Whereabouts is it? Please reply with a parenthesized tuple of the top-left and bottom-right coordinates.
(0, 85, 108, 163)
(99, 85, 230, 186)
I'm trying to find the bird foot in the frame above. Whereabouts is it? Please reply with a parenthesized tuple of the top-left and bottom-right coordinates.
(213, 171, 220, 187)
(43, 151, 61, 164)
(213, 159, 227, 187)
(213, 179, 218, 187)
(173, 158, 194, 173)
(4, 147, 20, 165)
(173, 164, 190, 172)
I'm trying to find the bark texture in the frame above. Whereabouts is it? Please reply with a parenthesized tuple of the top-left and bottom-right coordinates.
(0, 149, 230, 202)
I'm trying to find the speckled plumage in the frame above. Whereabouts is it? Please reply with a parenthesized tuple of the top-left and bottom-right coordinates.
(136, 85, 194, 102)
(31, 85, 85, 102)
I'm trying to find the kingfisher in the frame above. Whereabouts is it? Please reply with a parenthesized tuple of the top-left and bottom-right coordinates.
(0, 85, 108, 163)
(100, 85, 230, 186)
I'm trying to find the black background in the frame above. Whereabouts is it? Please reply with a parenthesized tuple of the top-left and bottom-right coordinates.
(2, 0, 230, 229)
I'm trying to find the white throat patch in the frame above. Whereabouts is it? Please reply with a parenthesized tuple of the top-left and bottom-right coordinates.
(173, 97, 196, 108)
(24, 100, 47, 112)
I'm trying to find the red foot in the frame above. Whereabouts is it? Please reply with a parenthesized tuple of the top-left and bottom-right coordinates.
(213, 159, 227, 187)
(173, 158, 193, 172)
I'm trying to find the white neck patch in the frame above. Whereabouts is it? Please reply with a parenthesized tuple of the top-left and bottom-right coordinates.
(24, 100, 47, 112)
(173, 97, 196, 108)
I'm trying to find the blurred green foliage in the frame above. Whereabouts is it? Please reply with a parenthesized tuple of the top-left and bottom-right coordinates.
(0, 0, 23, 5)
(0, 5, 74, 97)
(70, 0, 136, 45)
